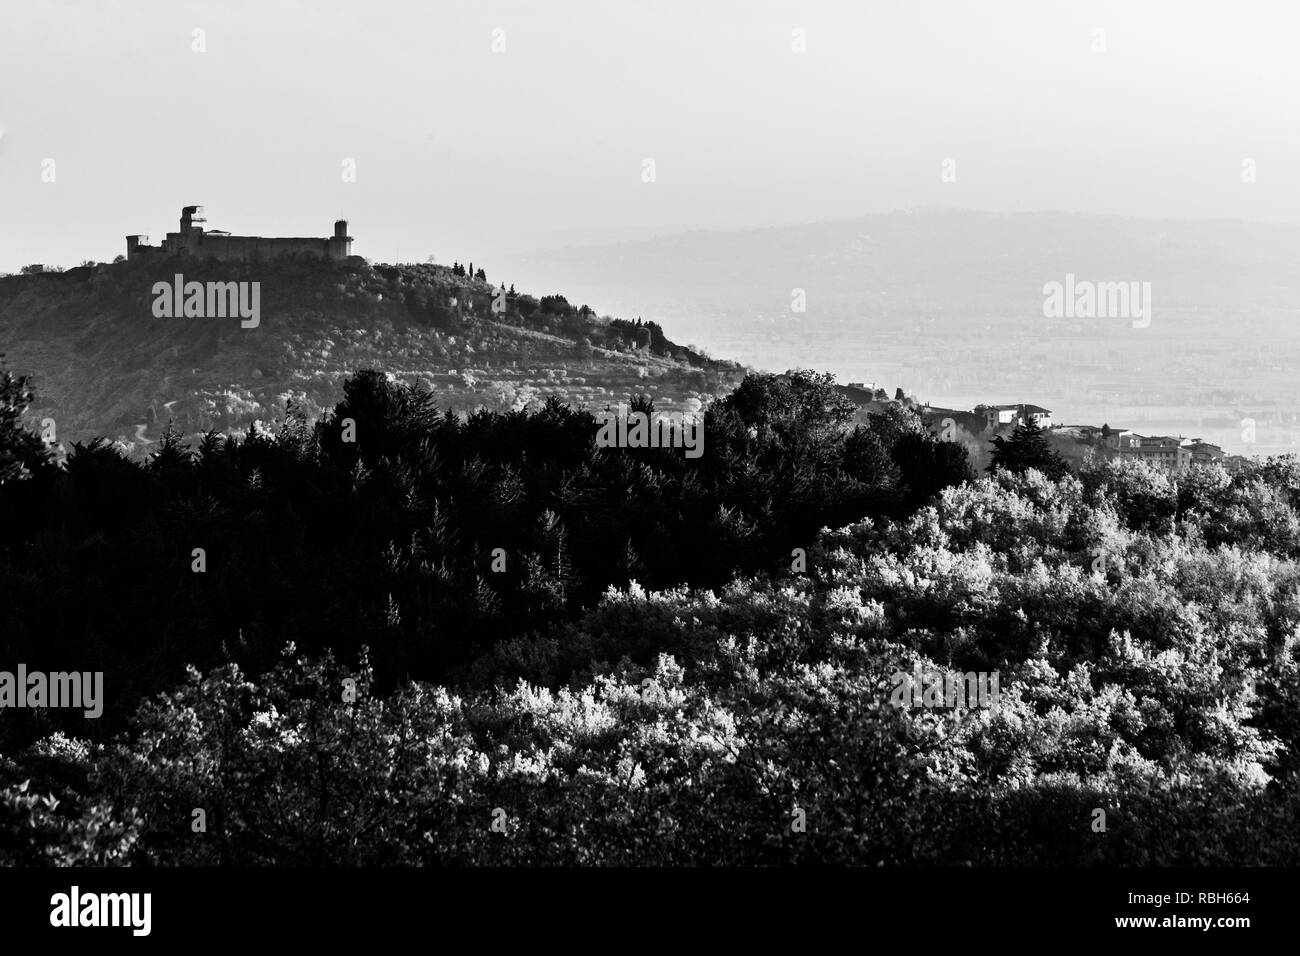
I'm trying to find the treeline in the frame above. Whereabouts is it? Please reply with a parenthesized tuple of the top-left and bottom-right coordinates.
(5, 435, 1300, 864)
(0, 365, 968, 749)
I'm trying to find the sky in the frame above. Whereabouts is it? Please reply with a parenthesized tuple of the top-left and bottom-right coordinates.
(2, 0, 1298, 271)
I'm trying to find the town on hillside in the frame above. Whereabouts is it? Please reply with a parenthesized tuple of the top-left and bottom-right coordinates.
(838, 381, 1252, 475)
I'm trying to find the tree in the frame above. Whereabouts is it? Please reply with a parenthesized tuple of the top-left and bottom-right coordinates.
(321, 369, 440, 468)
(148, 420, 196, 491)
(987, 418, 1069, 479)
(540, 294, 574, 315)
(0, 359, 52, 485)
(891, 430, 973, 505)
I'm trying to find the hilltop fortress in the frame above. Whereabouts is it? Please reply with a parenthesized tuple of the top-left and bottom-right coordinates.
(126, 206, 353, 262)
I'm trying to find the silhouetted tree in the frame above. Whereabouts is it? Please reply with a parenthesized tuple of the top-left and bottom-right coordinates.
(0, 360, 51, 485)
(988, 418, 1069, 479)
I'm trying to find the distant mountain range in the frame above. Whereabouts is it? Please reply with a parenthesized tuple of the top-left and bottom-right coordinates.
(495, 209, 1300, 456)
(0, 258, 744, 450)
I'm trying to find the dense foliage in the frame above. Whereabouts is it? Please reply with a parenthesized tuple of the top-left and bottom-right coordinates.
(0, 368, 956, 743)
(2, 367, 1298, 865)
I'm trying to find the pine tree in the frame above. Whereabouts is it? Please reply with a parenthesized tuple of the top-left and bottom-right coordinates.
(988, 418, 1069, 479)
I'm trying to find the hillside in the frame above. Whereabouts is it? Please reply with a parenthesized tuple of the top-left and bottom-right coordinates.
(0, 257, 744, 450)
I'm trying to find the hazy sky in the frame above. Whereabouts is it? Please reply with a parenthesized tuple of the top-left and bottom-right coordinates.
(2, 0, 1298, 271)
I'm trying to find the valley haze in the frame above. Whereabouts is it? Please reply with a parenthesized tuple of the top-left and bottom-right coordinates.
(494, 208, 1300, 458)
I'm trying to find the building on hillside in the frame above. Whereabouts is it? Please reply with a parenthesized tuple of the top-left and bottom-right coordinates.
(1021, 404, 1053, 428)
(977, 404, 1019, 428)
(1186, 440, 1226, 465)
(1104, 429, 1139, 451)
(127, 206, 353, 262)
(1113, 435, 1192, 473)
(975, 403, 1053, 431)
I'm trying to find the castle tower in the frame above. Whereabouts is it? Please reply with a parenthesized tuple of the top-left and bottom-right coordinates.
(328, 219, 353, 259)
(180, 205, 206, 234)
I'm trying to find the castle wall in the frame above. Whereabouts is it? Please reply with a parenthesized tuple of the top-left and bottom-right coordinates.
(128, 212, 353, 262)
(190, 235, 334, 260)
